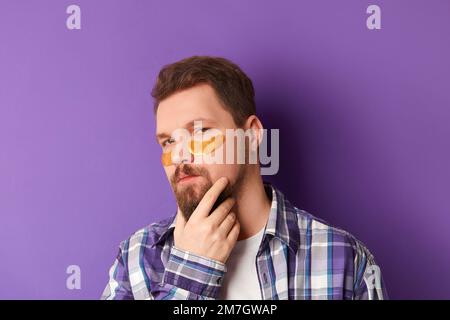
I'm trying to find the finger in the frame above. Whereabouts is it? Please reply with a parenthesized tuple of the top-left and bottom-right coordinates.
(190, 177, 229, 220)
(208, 197, 235, 227)
(217, 211, 236, 236)
(226, 220, 240, 245)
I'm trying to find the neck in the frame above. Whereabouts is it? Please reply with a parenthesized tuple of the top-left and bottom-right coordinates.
(232, 166, 271, 241)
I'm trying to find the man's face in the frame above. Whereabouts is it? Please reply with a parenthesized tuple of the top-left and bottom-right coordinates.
(156, 84, 246, 221)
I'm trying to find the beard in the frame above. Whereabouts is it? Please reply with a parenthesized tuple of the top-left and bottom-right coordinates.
(170, 164, 244, 222)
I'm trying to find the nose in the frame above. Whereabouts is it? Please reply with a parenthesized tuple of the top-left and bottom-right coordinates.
(171, 140, 194, 165)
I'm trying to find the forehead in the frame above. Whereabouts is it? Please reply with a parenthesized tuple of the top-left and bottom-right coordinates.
(155, 84, 235, 135)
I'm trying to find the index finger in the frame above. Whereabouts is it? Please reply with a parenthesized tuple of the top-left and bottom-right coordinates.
(190, 177, 229, 220)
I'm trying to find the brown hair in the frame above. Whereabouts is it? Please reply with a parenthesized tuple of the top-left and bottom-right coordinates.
(151, 55, 256, 126)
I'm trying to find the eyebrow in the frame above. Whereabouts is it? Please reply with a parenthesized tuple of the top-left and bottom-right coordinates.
(155, 118, 217, 143)
(155, 132, 171, 144)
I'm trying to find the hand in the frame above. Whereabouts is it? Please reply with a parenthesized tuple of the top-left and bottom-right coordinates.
(173, 177, 240, 264)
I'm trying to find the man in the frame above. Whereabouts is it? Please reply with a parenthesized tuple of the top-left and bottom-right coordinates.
(101, 56, 387, 300)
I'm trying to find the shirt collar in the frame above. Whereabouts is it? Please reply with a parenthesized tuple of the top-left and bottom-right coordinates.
(152, 182, 300, 254)
(262, 182, 300, 253)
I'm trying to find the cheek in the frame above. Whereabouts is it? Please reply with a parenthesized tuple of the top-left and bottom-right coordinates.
(206, 163, 242, 184)
(221, 136, 248, 165)
(163, 166, 175, 180)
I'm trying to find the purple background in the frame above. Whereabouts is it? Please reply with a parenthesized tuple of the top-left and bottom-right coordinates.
(1, 0, 449, 299)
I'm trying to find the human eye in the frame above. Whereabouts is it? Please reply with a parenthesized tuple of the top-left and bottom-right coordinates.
(193, 127, 210, 134)
(161, 137, 175, 147)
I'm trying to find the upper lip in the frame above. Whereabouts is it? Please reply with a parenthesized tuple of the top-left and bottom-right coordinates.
(177, 173, 198, 182)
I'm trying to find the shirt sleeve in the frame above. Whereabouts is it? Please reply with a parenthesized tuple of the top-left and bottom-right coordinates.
(160, 246, 227, 300)
(100, 241, 134, 300)
(352, 238, 389, 300)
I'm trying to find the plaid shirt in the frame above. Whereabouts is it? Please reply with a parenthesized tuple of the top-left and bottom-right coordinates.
(101, 183, 388, 300)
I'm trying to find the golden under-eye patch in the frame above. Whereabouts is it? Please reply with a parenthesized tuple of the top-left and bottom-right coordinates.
(161, 134, 225, 166)
(189, 134, 224, 155)
(161, 150, 173, 166)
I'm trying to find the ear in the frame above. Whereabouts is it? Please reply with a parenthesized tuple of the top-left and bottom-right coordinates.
(244, 115, 264, 151)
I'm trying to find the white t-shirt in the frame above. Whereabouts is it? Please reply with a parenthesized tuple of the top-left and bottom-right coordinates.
(218, 225, 265, 300)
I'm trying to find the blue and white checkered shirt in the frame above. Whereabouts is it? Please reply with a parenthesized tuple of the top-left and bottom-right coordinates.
(101, 183, 388, 300)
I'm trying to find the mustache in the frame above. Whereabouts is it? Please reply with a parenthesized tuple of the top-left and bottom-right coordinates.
(171, 164, 207, 185)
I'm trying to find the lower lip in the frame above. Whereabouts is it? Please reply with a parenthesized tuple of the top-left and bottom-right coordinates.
(178, 175, 200, 183)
